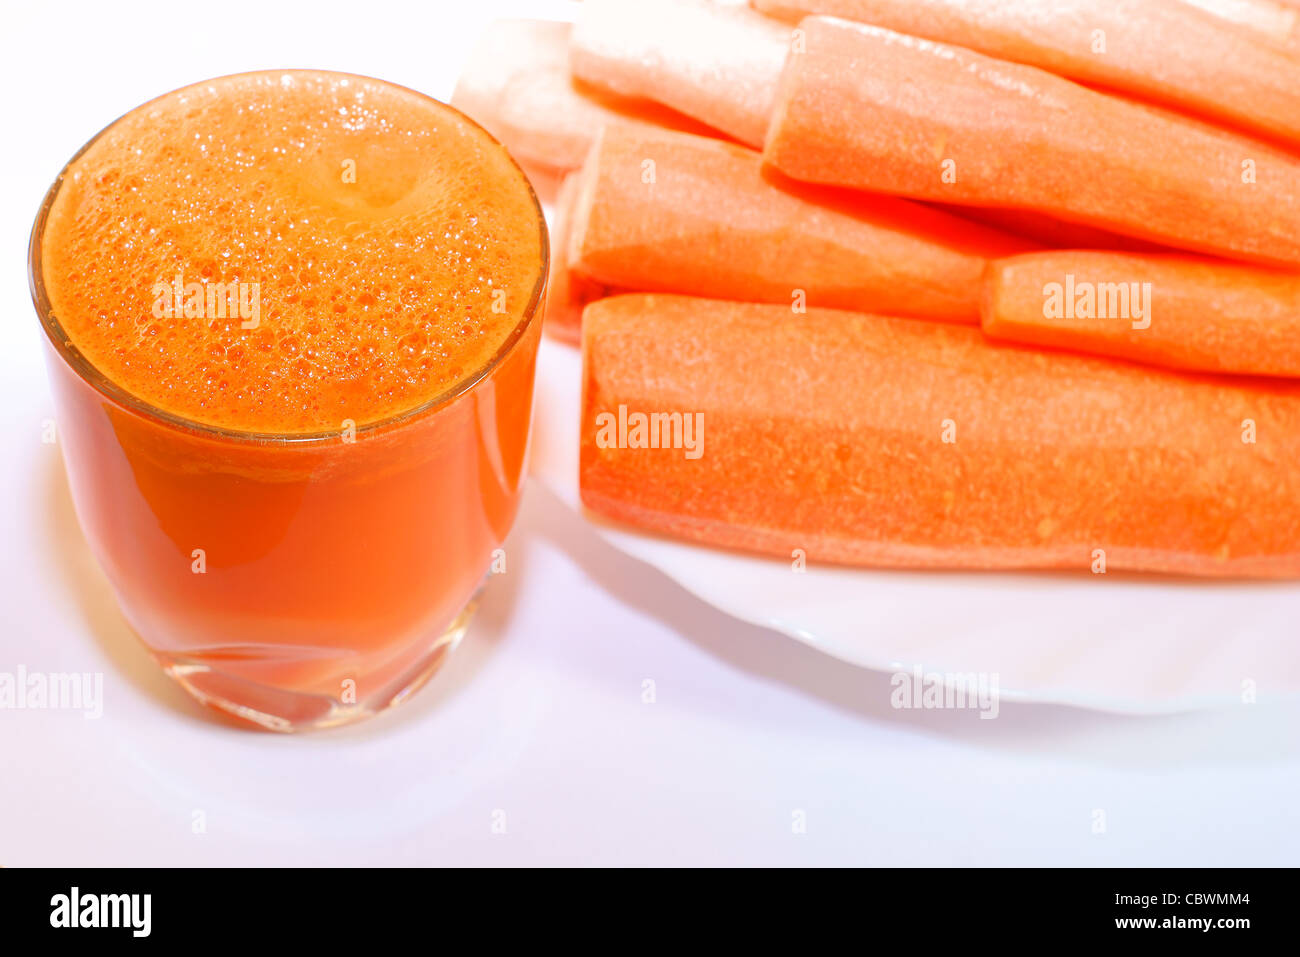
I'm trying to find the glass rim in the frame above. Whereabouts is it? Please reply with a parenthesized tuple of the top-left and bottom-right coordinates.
(28, 69, 550, 446)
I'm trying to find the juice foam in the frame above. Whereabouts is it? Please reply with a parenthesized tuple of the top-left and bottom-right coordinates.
(41, 70, 545, 433)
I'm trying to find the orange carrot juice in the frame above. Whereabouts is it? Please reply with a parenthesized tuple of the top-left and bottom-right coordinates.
(31, 71, 547, 730)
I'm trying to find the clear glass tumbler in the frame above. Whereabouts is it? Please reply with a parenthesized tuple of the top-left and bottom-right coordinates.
(29, 76, 547, 731)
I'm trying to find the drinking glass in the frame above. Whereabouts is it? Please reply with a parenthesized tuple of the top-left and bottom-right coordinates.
(29, 84, 548, 731)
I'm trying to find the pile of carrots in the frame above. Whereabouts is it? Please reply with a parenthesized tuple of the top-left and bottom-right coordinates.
(453, 0, 1300, 577)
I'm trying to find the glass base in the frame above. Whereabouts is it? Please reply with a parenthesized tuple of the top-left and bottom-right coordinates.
(152, 593, 479, 732)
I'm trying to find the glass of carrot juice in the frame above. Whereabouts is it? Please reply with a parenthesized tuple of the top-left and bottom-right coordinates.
(29, 70, 548, 731)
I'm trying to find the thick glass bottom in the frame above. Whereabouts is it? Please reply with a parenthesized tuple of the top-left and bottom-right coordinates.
(150, 594, 479, 732)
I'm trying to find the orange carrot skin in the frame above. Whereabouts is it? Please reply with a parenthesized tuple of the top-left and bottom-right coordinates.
(935, 204, 1172, 254)
(982, 251, 1300, 377)
(570, 0, 793, 147)
(581, 294, 1300, 576)
(569, 125, 1032, 324)
(451, 19, 714, 174)
(752, 0, 1300, 148)
(763, 17, 1300, 268)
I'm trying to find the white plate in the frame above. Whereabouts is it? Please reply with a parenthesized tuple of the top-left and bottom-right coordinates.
(531, 339, 1300, 714)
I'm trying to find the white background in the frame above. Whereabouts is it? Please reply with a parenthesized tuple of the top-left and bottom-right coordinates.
(1, 0, 1297, 866)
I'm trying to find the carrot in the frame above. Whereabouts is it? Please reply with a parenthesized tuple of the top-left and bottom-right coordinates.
(570, 0, 793, 147)
(981, 251, 1300, 377)
(581, 293, 1300, 576)
(1181, 0, 1299, 50)
(763, 17, 1300, 268)
(450, 19, 714, 174)
(935, 205, 1173, 254)
(544, 173, 612, 345)
(758, 1, 1300, 52)
(752, 1, 1300, 148)
(568, 124, 1031, 323)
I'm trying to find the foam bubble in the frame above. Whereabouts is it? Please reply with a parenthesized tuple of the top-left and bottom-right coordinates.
(42, 71, 543, 433)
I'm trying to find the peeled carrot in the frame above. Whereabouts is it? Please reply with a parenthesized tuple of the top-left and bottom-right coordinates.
(752, 0, 1300, 148)
(451, 19, 713, 174)
(763, 17, 1300, 268)
(1181, 0, 1299, 50)
(570, 0, 792, 147)
(936, 205, 1172, 254)
(982, 251, 1300, 377)
(544, 173, 612, 345)
(568, 124, 1031, 323)
(581, 294, 1300, 576)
